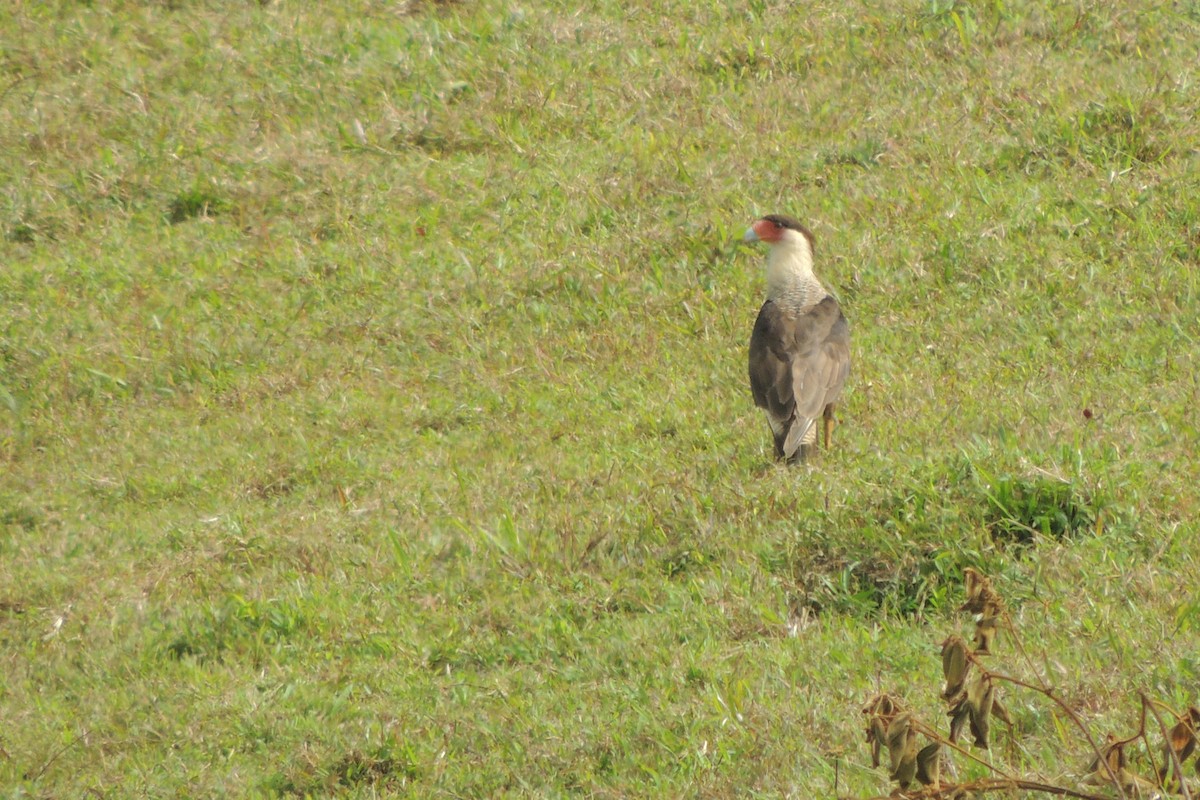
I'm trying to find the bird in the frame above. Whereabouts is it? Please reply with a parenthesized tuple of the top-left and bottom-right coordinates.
(743, 214, 850, 464)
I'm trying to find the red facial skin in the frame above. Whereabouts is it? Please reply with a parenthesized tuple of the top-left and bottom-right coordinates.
(751, 217, 787, 243)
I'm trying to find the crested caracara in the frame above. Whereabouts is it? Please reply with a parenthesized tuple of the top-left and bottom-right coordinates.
(743, 215, 850, 464)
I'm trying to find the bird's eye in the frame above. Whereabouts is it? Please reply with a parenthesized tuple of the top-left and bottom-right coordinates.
(774, 221, 783, 229)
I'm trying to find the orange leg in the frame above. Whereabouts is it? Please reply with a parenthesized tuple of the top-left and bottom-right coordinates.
(823, 406, 836, 450)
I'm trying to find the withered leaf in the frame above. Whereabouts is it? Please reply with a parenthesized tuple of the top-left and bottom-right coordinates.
(961, 567, 983, 612)
(863, 693, 904, 769)
(862, 693, 901, 718)
(969, 703, 991, 749)
(1159, 706, 1200, 780)
(861, 693, 902, 730)
(1093, 767, 1155, 795)
(1083, 766, 1133, 789)
(886, 713, 913, 772)
(941, 635, 971, 699)
(967, 673, 994, 749)
(1188, 704, 1200, 728)
(991, 695, 1013, 726)
(948, 696, 971, 744)
(960, 568, 1001, 613)
(1108, 743, 1128, 777)
(1087, 733, 1126, 776)
(890, 727, 919, 789)
(1106, 737, 1126, 773)
(974, 614, 999, 654)
(916, 742, 942, 788)
(891, 750, 918, 789)
(962, 568, 1005, 654)
(868, 716, 887, 768)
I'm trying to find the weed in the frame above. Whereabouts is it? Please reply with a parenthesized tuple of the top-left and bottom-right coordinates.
(167, 188, 227, 224)
(162, 594, 311, 664)
(860, 570, 1200, 799)
(265, 742, 420, 796)
(983, 474, 1102, 546)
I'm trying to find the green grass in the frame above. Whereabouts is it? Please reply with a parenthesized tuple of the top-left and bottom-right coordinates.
(2, 0, 1199, 796)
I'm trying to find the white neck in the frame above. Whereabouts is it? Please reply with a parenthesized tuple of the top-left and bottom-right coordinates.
(765, 236, 823, 304)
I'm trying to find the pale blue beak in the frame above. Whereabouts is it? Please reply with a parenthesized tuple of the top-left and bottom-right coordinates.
(742, 227, 760, 243)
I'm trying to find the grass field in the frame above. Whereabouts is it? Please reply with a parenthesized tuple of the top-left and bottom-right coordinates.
(2, 1, 1199, 796)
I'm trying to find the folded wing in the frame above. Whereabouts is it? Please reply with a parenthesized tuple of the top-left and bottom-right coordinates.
(749, 295, 850, 462)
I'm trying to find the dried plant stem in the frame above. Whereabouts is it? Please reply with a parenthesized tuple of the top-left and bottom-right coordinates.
(1000, 607, 1052, 692)
(1141, 691, 1193, 800)
(985, 671, 1127, 800)
(860, 776, 1115, 800)
(26, 728, 90, 782)
(908, 717, 1016, 782)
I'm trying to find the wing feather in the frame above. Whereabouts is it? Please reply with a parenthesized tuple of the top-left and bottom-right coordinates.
(748, 296, 850, 460)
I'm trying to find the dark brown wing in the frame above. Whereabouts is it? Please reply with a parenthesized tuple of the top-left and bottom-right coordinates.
(748, 296, 850, 459)
(749, 300, 795, 433)
(791, 296, 850, 421)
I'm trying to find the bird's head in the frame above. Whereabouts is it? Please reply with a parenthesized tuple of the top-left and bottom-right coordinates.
(743, 214, 818, 290)
(743, 214, 815, 252)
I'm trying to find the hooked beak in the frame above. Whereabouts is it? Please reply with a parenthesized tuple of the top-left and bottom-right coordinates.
(742, 226, 760, 244)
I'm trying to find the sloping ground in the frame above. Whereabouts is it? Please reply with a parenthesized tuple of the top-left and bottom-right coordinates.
(1, 1, 1198, 796)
